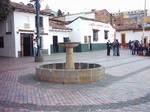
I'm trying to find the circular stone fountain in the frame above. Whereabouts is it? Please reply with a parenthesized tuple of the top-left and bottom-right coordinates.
(36, 42, 105, 84)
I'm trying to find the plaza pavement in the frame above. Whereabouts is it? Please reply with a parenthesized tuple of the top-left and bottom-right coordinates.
(0, 49, 150, 112)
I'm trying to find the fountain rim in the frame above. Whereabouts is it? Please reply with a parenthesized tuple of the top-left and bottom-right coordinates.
(59, 42, 80, 47)
(36, 62, 103, 71)
(59, 42, 80, 44)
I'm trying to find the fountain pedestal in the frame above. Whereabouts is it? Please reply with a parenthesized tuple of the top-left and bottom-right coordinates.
(66, 48, 74, 69)
(59, 42, 79, 69)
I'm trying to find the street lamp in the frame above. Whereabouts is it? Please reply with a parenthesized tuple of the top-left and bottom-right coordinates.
(31, 0, 43, 62)
(142, 0, 146, 38)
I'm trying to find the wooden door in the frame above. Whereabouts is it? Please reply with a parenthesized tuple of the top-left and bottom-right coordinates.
(20, 33, 33, 56)
(121, 33, 126, 48)
(53, 36, 58, 53)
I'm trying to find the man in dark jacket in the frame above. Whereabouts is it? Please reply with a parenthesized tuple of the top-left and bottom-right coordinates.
(116, 39, 120, 56)
(106, 40, 111, 56)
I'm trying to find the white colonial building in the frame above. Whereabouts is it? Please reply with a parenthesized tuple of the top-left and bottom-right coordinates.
(48, 18, 72, 53)
(0, 2, 115, 57)
(50, 10, 115, 52)
(0, 2, 52, 57)
(67, 16, 115, 52)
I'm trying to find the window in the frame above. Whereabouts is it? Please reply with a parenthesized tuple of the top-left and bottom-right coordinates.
(35, 16, 43, 28)
(88, 36, 91, 43)
(6, 21, 12, 34)
(93, 29, 99, 41)
(0, 36, 4, 48)
(63, 37, 69, 42)
(84, 36, 91, 43)
(39, 17, 43, 27)
(6, 22, 9, 32)
(84, 36, 87, 43)
(121, 33, 125, 44)
(104, 30, 109, 39)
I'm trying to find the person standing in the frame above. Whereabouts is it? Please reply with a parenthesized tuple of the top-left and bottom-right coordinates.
(112, 40, 116, 56)
(131, 41, 135, 55)
(116, 39, 120, 56)
(106, 40, 111, 56)
(128, 40, 133, 54)
(33, 38, 37, 56)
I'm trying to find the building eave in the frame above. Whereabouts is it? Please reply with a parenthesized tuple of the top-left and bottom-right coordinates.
(116, 27, 150, 32)
(49, 29, 72, 32)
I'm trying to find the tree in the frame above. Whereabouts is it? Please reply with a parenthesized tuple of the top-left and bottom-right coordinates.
(0, 0, 12, 21)
(57, 9, 63, 17)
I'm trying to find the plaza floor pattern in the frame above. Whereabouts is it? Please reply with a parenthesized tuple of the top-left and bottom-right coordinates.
(0, 49, 150, 112)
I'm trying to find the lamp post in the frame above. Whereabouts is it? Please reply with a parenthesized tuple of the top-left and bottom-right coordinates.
(142, 0, 146, 39)
(31, 0, 43, 62)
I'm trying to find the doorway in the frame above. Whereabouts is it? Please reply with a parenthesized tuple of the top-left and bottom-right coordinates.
(53, 36, 58, 53)
(84, 36, 92, 50)
(20, 33, 33, 56)
(121, 33, 126, 48)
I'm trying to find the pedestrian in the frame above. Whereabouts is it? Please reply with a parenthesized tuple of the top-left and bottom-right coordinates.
(106, 40, 111, 56)
(112, 40, 116, 56)
(131, 41, 135, 55)
(128, 40, 132, 54)
(33, 38, 37, 56)
(147, 41, 150, 56)
(134, 40, 139, 55)
(116, 39, 120, 56)
(128, 40, 132, 50)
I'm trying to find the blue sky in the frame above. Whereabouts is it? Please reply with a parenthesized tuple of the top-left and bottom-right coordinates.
(11, 0, 150, 14)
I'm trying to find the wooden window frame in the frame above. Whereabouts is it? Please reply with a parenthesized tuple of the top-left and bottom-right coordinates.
(0, 36, 4, 48)
(93, 29, 99, 41)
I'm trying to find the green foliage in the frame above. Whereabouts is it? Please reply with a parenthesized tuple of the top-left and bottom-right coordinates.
(57, 9, 63, 17)
(0, 0, 12, 21)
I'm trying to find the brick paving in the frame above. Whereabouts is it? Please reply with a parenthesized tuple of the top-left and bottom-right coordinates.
(0, 49, 150, 112)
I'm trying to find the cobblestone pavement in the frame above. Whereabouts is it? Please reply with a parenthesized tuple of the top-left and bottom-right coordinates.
(0, 49, 150, 112)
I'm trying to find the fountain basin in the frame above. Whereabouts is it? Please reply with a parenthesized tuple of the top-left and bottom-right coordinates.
(59, 42, 80, 48)
(36, 63, 105, 84)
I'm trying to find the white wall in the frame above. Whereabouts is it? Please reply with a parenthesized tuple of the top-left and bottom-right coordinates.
(67, 19, 82, 42)
(14, 11, 50, 57)
(80, 19, 115, 43)
(0, 12, 16, 57)
(68, 18, 115, 44)
(47, 30, 70, 53)
(41, 15, 51, 54)
(14, 12, 36, 57)
(42, 15, 49, 34)
(147, 10, 150, 16)
(116, 30, 150, 43)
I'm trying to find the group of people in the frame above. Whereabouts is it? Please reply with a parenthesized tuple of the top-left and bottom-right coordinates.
(106, 39, 120, 56)
(128, 40, 150, 56)
(106, 39, 150, 57)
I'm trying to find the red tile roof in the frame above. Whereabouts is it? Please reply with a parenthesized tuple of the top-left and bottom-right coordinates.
(11, 2, 53, 16)
(49, 18, 72, 31)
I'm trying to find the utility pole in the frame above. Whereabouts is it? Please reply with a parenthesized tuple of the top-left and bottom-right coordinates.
(31, 0, 43, 62)
(142, 0, 146, 39)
